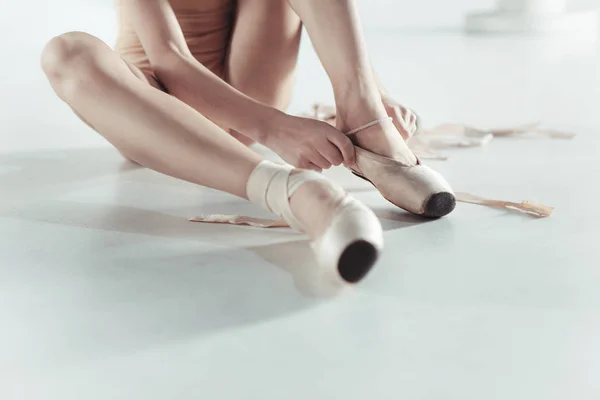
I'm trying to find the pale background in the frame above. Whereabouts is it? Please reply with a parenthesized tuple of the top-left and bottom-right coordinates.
(1, 1, 599, 400)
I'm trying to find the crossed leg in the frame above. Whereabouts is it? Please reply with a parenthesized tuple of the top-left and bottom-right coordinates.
(41, 32, 262, 198)
(40, 0, 418, 217)
(226, 0, 301, 112)
(226, 0, 416, 164)
(38, 1, 417, 278)
(286, 0, 416, 164)
(224, 0, 302, 145)
(40, 31, 347, 239)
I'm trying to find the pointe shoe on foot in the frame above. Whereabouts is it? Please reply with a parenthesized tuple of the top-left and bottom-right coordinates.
(247, 160, 383, 283)
(346, 118, 456, 218)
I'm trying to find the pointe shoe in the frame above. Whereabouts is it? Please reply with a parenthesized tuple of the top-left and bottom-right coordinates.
(346, 117, 456, 218)
(247, 160, 383, 283)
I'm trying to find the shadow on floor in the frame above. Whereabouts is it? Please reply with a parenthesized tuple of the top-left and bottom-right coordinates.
(0, 147, 138, 207)
(4, 200, 324, 360)
(2, 147, 430, 295)
(1, 146, 436, 359)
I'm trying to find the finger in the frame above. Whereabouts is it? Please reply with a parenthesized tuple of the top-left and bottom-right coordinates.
(309, 163, 323, 172)
(300, 160, 322, 172)
(317, 140, 344, 166)
(327, 131, 356, 165)
(398, 106, 412, 126)
(395, 105, 412, 124)
(391, 107, 411, 141)
(406, 110, 418, 138)
(398, 105, 409, 117)
(310, 151, 333, 170)
(409, 120, 418, 136)
(408, 110, 417, 125)
(414, 112, 422, 133)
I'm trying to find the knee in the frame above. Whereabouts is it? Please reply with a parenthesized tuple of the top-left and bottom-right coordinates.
(232, 76, 294, 111)
(41, 32, 102, 97)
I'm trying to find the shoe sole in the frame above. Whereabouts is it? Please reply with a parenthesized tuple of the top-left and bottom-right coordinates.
(351, 171, 455, 218)
(338, 240, 379, 283)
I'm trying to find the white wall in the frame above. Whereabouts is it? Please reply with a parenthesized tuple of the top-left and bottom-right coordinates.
(356, 0, 599, 30)
(359, 0, 495, 30)
(81, 0, 599, 30)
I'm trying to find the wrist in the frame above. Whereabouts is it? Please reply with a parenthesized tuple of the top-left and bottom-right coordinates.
(224, 101, 274, 144)
(251, 106, 285, 145)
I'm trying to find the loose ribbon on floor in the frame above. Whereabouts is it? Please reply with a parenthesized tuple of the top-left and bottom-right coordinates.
(189, 104, 572, 227)
(188, 192, 553, 229)
(303, 103, 576, 161)
(189, 214, 288, 228)
(454, 192, 553, 218)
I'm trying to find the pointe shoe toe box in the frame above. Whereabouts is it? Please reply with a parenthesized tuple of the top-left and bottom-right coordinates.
(313, 199, 383, 283)
(353, 147, 455, 217)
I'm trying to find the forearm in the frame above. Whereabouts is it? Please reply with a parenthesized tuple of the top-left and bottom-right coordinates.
(152, 51, 279, 143)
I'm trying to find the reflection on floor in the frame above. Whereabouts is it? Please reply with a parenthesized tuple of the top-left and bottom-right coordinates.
(1, 3, 600, 400)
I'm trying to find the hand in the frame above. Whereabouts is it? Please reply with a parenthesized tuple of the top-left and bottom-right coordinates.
(263, 112, 356, 172)
(380, 92, 419, 140)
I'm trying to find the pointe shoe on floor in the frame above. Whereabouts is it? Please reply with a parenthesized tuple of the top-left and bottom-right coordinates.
(346, 117, 456, 218)
(247, 160, 383, 283)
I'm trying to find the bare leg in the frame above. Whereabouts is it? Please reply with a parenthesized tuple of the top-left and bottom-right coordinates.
(226, 0, 301, 111)
(41, 31, 352, 238)
(41, 32, 262, 198)
(225, 0, 302, 145)
(223, 2, 356, 234)
(287, 0, 417, 164)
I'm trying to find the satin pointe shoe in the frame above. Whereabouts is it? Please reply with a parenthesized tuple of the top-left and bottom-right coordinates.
(346, 117, 456, 218)
(247, 160, 384, 283)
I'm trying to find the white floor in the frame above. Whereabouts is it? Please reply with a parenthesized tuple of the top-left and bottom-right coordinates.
(2, 2, 600, 400)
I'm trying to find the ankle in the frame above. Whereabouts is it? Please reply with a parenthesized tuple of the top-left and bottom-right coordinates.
(334, 78, 387, 133)
(333, 80, 418, 163)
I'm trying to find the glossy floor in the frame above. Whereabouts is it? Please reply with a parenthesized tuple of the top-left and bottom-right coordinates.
(1, 3, 599, 400)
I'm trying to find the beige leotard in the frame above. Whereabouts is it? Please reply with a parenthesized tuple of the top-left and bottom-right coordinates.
(115, 0, 235, 80)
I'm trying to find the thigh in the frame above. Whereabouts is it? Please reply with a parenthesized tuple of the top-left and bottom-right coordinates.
(225, 0, 302, 111)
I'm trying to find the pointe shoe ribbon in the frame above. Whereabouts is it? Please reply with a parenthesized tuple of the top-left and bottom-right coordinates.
(190, 160, 383, 283)
(344, 117, 456, 218)
(296, 105, 557, 218)
(245, 161, 309, 232)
